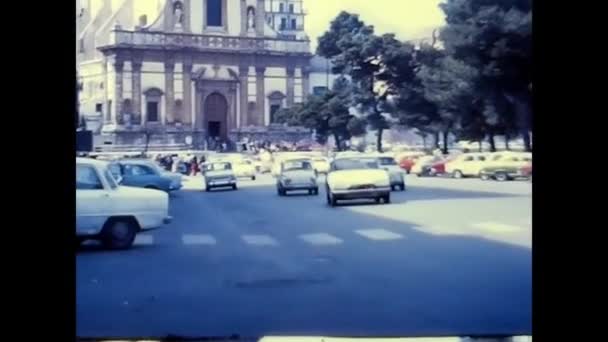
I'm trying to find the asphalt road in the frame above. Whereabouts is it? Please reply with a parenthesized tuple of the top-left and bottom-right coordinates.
(76, 173, 532, 339)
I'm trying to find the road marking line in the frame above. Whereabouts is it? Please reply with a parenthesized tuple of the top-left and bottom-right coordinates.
(182, 234, 217, 245)
(241, 234, 279, 246)
(472, 222, 525, 234)
(134, 234, 154, 245)
(355, 229, 404, 241)
(299, 233, 343, 245)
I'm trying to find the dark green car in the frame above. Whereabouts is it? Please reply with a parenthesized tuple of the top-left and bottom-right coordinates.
(479, 153, 532, 181)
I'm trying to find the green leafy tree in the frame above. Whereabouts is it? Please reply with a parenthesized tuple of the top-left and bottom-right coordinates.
(439, 0, 532, 151)
(317, 12, 392, 152)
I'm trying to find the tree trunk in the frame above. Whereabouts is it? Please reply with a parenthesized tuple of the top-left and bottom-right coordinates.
(376, 129, 383, 153)
(432, 131, 440, 150)
(441, 130, 449, 155)
(334, 133, 341, 152)
(505, 133, 510, 150)
(522, 130, 532, 152)
(422, 135, 427, 149)
(477, 140, 482, 152)
(488, 133, 496, 152)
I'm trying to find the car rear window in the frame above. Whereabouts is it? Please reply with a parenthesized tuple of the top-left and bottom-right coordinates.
(333, 158, 379, 170)
(76, 164, 104, 190)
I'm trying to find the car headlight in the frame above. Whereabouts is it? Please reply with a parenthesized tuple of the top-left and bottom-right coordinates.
(283, 177, 292, 184)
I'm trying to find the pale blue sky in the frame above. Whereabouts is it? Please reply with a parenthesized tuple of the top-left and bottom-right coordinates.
(304, 0, 446, 49)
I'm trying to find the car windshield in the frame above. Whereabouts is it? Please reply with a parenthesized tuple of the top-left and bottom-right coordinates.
(333, 158, 379, 170)
(283, 160, 312, 171)
(378, 157, 397, 165)
(204, 162, 231, 171)
(103, 168, 118, 189)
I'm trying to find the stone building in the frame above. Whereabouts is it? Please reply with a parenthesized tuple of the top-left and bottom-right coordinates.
(77, 0, 338, 150)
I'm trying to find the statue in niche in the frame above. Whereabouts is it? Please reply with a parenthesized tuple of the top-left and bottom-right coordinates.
(173, 1, 184, 28)
(247, 7, 255, 30)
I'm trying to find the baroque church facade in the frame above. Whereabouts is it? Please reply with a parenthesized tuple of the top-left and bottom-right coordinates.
(77, 0, 338, 149)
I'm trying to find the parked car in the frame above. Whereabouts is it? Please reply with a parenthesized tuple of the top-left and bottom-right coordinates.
(479, 152, 533, 181)
(425, 155, 460, 176)
(76, 158, 171, 249)
(277, 158, 319, 196)
(410, 155, 444, 176)
(312, 156, 331, 174)
(325, 157, 391, 207)
(232, 159, 257, 180)
(108, 160, 180, 192)
(398, 154, 424, 174)
(521, 162, 532, 181)
(373, 155, 406, 191)
(202, 161, 238, 191)
(444, 153, 489, 178)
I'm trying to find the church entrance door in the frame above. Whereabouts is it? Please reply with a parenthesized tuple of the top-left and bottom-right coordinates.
(204, 93, 228, 141)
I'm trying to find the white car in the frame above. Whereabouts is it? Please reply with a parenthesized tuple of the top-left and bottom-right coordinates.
(76, 158, 171, 250)
(232, 159, 257, 180)
(325, 157, 391, 207)
(444, 152, 489, 178)
(373, 155, 406, 191)
(311, 156, 331, 174)
(202, 161, 238, 191)
(277, 158, 319, 196)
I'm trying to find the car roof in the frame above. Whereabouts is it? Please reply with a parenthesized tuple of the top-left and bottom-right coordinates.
(76, 157, 108, 167)
(281, 158, 312, 163)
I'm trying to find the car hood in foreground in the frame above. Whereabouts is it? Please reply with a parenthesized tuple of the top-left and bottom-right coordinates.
(116, 186, 169, 200)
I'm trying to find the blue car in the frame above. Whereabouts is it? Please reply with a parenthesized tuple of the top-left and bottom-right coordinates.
(108, 160, 182, 192)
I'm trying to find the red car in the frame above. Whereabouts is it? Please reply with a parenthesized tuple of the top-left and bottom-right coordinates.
(520, 163, 532, 180)
(425, 155, 460, 176)
(399, 156, 421, 174)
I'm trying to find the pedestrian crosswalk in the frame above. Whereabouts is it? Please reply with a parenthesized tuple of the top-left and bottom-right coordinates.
(125, 221, 529, 248)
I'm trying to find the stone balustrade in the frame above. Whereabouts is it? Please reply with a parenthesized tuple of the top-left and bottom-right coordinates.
(106, 29, 311, 55)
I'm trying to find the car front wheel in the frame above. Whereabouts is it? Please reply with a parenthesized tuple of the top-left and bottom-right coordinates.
(101, 218, 137, 250)
(453, 170, 463, 179)
(495, 172, 509, 182)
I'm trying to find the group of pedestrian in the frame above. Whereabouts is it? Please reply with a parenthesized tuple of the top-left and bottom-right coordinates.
(154, 153, 203, 176)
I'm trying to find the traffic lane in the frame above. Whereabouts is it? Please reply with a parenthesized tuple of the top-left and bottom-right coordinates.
(77, 181, 531, 337)
(405, 174, 532, 196)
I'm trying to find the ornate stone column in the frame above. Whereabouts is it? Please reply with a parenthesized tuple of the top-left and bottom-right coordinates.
(182, 59, 193, 126)
(240, 0, 247, 35)
(164, 57, 175, 125)
(239, 65, 249, 127)
(113, 59, 124, 124)
(102, 56, 110, 123)
(131, 54, 143, 125)
(255, 0, 265, 37)
(286, 65, 295, 107)
(301, 65, 310, 101)
(228, 84, 237, 130)
(255, 66, 266, 126)
(183, 0, 191, 33)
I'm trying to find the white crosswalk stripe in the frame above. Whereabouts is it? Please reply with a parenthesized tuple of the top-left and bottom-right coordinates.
(241, 234, 279, 246)
(471, 222, 525, 234)
(182, 234, 217, 245)
(133, 234, 154, 245)
(299, 233, 343, 246)
(355, 229, 404, 241)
